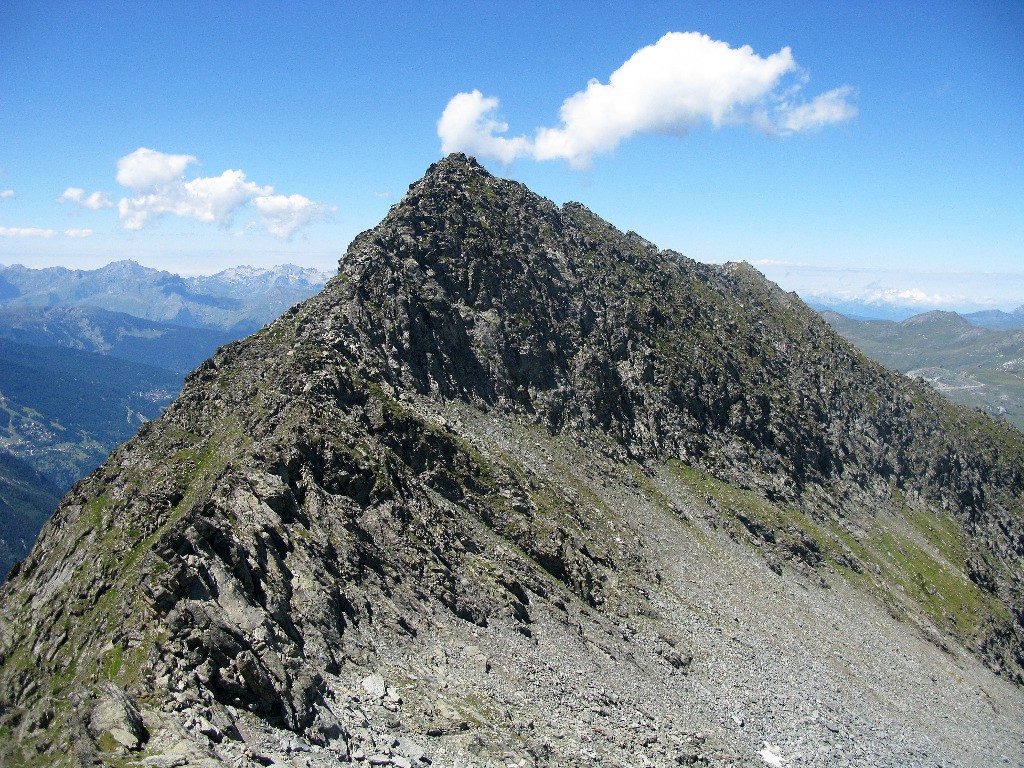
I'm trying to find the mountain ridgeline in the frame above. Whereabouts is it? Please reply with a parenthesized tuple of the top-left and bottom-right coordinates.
(344, 164, 1019, 503)
(0, 261, 330, 336)
(1, 155, 1022, 767)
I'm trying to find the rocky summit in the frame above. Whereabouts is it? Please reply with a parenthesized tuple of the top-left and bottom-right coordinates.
(1, 154, 1023, 768)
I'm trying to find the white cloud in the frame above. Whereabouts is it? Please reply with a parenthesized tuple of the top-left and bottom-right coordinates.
(116, 147, 197, 192)
(533, 32, 798, 165)
(57, 187, 114, 210)
(252, 194, 335, 239)
(857, 287, 964, 306)
(0, 190, 14, 200)
(781, 86, 858, 133)
(0, 227, 57, 238)
(804, 284, 970, 309)
(438, 31, 857, 168)
(45, 148, 334, 238)
(118, 167, 271, 230)
(438, 90, 533, 164)
(799, 279, 963, 307)
(106, 148, 329, 237)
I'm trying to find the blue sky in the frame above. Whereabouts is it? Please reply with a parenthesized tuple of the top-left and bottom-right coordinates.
(1, 1, 1021, 311)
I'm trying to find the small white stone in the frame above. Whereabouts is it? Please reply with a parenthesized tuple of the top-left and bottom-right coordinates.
(361, 673, 387, 699)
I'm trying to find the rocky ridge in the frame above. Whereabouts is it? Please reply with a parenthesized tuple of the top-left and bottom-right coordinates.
(0, 154, 1022, 767)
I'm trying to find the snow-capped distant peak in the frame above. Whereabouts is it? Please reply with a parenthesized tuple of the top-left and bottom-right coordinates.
(208, 264, 331, 286)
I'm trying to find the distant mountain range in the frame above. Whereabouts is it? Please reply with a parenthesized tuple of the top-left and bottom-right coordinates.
(0, 305, 235, 374)
(962, 306, 1024, 331)
(808, 298, 1024, 327)
(821, 309, 1024, 430)
(0, 260, 331, 334)
(0, 260, 329, 579)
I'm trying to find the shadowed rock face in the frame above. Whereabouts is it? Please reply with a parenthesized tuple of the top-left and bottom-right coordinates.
(1, 154, 1022, 768)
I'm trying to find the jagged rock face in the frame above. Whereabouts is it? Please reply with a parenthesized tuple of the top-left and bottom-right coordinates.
(0, 155, 1022, 768)
(341, 159, 1022, 503)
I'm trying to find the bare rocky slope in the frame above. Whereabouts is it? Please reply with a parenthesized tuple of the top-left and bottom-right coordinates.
(1, 155, 1022, 768)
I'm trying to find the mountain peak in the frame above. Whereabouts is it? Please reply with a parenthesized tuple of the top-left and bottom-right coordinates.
(431, 150, 488, 172)
(2, 159, 1023, 767)
(900, 309, 972, 328)
(99, 259, 162, 277)
(404, 153, 495, 197)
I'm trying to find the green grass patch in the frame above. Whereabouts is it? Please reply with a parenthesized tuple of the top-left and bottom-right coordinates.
(100, 645, 124, 680)
(874, 527, 1005, 637)
(905, 507, 968, 567)
(86, 495, 110, 531)
(667, 459, 1007, 644)
(666, 460, 822, 543)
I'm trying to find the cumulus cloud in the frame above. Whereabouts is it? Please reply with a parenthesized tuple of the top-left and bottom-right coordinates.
(438, 32, 857, 167)
(64, 228, 93, 238)
(252, 194, 335, 239)
(108, 147, 330, 237)
(0, 227, 57, 238)
(858, 287, 964, 306)
(118, 166, 271, 230)
(116, 147, 197, 192)
(0, 190, 14, 200)
(438, 90, 533, 164)
(781, 86, 858, 133)
(57, 187, 114, 210)
(805, 284, 969, 309)
(115, 148, 271, 230)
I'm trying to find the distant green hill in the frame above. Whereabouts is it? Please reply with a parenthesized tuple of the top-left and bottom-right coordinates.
(963, 305, 1024, 331)
(0, 262, 330, 584)
(0, 335, 182, 583)
(0, 337, 180, 490)
(0, 305, 234, 374)
(0, 450, 62, 581)
(821, 309, 1024, 430)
